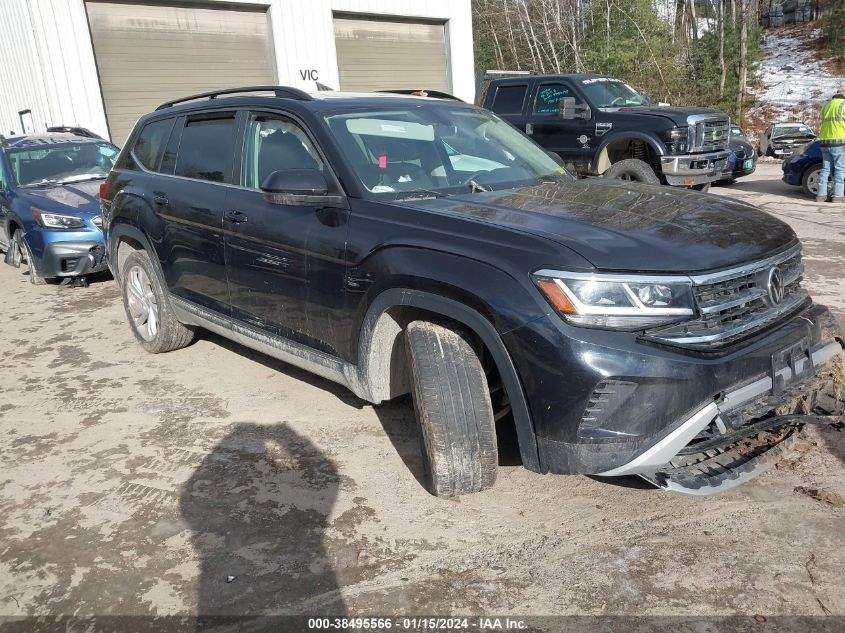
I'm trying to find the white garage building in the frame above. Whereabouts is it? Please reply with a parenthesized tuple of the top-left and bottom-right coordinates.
(0, 0, 474, 145)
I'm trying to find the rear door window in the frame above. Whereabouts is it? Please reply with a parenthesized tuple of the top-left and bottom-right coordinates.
(132, 118, 174, 172)
(491, 84, 528, 115)
(174, 114, 236, 184)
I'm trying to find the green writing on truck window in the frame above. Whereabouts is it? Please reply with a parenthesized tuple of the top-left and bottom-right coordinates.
(534, 85, 573, 115)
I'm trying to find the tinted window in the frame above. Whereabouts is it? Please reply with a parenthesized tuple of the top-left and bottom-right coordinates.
(0, 160, 8, 190)
(241, 114, 323, 189)
(133, 119, 173, 171)
(174, 116, 235, 183)
(533, 83, 578, 115)
(491, 85, 527, 115)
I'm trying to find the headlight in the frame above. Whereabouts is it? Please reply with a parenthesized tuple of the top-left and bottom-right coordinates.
(663, 126, 689, 154)
(31, 209, 86, 229)
(533, 270, 695, 330)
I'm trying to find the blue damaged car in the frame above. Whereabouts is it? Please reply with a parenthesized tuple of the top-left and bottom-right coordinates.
(0, 134, 119, 284)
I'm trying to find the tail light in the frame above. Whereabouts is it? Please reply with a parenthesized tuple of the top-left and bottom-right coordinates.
(99, 181, 109, 200)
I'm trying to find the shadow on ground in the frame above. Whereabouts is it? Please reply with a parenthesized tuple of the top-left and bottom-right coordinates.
(181, 422, 346, 619)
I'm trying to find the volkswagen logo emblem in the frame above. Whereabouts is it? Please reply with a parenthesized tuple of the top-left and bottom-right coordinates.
(767, 267, 785, 305)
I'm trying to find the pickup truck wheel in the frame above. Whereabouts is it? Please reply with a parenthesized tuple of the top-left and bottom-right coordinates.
(404, 320, 498, 497)
(602, 159, 660, 185)
(120, 250, 194, 353)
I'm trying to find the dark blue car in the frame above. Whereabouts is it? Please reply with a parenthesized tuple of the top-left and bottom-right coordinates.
(782, 139, 829, 197)
(0, 134, 119, 284)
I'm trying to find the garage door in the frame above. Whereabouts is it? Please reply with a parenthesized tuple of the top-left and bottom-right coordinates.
(333, 15, 450, 94)
(86, 2, 275, 145)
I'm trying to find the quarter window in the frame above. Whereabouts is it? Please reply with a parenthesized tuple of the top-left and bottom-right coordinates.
(491, 84, 528, 115)
(241, 114, 323, 190)
(132, 118, 173, 172)
(174, 115, 236, 183)
(533, 83, 578, 115)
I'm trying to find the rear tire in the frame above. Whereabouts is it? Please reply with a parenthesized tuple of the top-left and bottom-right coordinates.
(120, 250, 194, 353)
(404, 320, 498, 497)
(602, 158, 660, 185)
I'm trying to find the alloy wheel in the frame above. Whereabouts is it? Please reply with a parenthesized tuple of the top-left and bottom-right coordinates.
(126, 265, 159, 341)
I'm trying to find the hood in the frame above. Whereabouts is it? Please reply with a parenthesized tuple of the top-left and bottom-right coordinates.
(20, 179, 102, 216)
(614, 106, 724, 126)
(729, 137, 754, 153)
(401, 180, 796, 273)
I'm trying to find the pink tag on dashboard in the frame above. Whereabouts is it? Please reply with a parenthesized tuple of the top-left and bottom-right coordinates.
(378, 155, 387, 169)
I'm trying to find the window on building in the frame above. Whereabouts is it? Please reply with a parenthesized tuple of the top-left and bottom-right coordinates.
(491, 85, 528, 115)
(174, 115, 236, 183)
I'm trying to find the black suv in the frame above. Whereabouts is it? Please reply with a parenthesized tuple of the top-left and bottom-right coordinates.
(479, 72, 731, 189)
(101, 86, 844, 497)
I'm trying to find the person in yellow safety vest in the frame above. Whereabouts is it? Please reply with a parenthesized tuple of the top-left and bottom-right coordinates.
(817, 88, 845, 203)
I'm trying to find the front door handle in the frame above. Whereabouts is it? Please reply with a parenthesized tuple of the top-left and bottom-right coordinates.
(224, 210, 248, 224)
(525, 123, 534, 135)
(153, 194, 169, 206)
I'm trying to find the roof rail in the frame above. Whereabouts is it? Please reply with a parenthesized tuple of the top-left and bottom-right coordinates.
(156, 85, 313, 110)
(376, 89, 464, 102)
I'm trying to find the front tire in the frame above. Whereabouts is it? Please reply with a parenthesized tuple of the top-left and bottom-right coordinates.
(404, 320, 498, 497)
(12, 230, 45, 285)
(802, 164, 826, 198)
(120, 250, 194, 353)
(602, 158, 661, 185)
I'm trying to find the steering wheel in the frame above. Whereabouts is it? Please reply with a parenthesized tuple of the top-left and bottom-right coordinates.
(460, 170, 491, 186)
(609, 96, 626, 107)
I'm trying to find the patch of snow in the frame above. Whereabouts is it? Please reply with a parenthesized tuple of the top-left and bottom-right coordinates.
(751, 27, 845, 128)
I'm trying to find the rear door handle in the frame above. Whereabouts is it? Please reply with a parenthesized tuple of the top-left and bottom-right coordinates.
(224, 210, 248, 224)
(153, 194, 169, 206)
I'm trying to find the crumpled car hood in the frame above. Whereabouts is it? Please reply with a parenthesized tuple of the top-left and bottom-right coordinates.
(22, 180, 102, 216)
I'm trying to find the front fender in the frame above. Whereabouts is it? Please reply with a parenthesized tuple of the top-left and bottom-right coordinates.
(357, 286, 542, 473)
(591, 132, 665, 175)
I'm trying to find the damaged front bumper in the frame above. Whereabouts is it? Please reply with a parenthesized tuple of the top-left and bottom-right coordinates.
(599, 340, 843, 494)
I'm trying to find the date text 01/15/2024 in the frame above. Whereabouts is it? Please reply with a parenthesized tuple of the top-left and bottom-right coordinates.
(307, 617, 528, 630)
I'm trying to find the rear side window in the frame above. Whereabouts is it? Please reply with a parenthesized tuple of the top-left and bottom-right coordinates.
(533, 83, 578, 115)
(174, 115, 236, 183)
(132, 118, 173, 171)
(491, 84, 527, 115)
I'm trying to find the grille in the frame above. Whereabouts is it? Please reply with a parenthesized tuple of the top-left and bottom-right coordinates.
(690, 116, 730, 152)
(647, 245, 807, 349)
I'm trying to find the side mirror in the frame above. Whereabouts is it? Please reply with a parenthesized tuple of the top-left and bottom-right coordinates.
(260, 169, 347, 208)
(559, 97, 591, 120)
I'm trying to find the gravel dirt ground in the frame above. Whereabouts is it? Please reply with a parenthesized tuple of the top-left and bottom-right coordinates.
(1, 164, 843, 626)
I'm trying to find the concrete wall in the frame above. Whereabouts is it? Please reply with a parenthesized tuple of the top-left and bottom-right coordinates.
(0, 0, 474, 143)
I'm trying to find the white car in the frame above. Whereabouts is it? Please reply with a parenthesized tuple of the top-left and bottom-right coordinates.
(758, 122, 816, 158)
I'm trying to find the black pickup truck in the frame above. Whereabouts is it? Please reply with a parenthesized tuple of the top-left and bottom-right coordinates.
(479, 72, 732, 189)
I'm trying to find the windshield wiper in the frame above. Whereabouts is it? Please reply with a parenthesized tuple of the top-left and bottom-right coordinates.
(56, 173, 106, 185)
(395, 189, 448, 201)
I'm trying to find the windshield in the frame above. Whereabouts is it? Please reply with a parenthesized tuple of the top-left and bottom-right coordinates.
(8, 142, 119, 187)
(772, 125, 815, 139)
(580, 78, 650, 108)
(322, 106, 571, 200)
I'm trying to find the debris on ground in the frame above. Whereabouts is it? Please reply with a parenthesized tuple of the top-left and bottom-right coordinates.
(793, 486, 845, 508)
